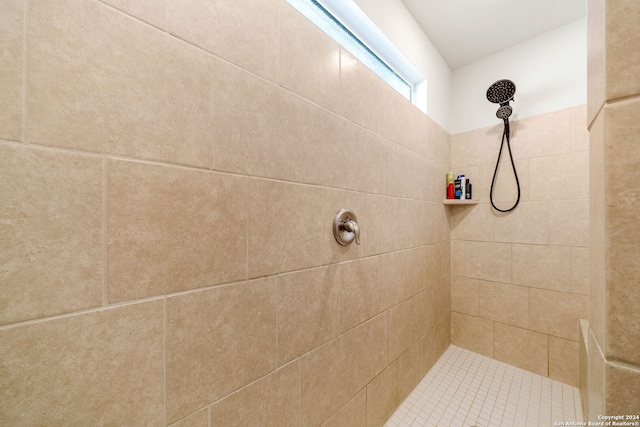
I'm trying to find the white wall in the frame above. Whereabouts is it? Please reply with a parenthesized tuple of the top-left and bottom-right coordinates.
(353, 0, 453, 131)
(450, 18, 587, 134)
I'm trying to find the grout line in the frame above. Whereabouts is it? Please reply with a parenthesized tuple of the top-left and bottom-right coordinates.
(163, 298, 167, 427)
(102, 157, 108, 306)
(21, 0, 29, 144)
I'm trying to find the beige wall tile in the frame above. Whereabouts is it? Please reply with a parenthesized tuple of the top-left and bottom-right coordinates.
(366, 363, 398, 427)
(388, 143, 418, 199)
(248, 179, 323, 278)
(344, 314, 389, 395)
(451, 240, 466, 276)
(588, 329, 606, 423)
(28, 0, 212, 167)
(1, 144, 103, 324)
(605, 0, 640, 100)
(434, 276, 451, 324)
(570, 105, 590, 152)
(463, 124, 504, 167)
(300, 314, 387, 426)
(436, 313, 451, 358)
(210, 59, 355, 188)
(494, 323, 548, 377)
(322, 390, 366, 427)
(512, 244, 571, 292)
(603, 99, 640, 367)
(389, 299, 415, 361)
(397, 343, 421, 404)
(0, 301, 164, 426)
(529, 152, 589, 201)
(379, 249, 425, 312)
(413, 287, 437, 341)
(419, 327, 438, 378)
(365, 194, 401, 255)
(167, 0, 278, 80)
(100, 0, 165, 28)
(300, 337, 349, 427)
(338, 49, 380, 133)
(279, 1, 340, 112)
(166, 279, 277, 423)
(451, 134, 465, 169)
(395, 199, 426, 248)
(589, 110, 606, 346)
(587, 0, 606, 124)
(509, 109, 572, 159)
(169, 408, 209, 427)
(352, 129, 389, 194)
(0, 0, 23, 141)
(339, 256, 382, 332)
(530, 288, 587, 341)
(605, 362, 640, 416)
(478, 280, 529, 329)
(451, 312, 494, 358)
(465, 241, 512, 283)
(107, 160, 247, 302)
(277, 266, 340, 365)
(571, 247, 590, 296)
(427, 116, 451, 168)
(494, 201, 548, 245)
(549, 336, 579, 387)
(549, 200, 589, 247)
(209, 361, 299, 427)
(377, 83, 412, 148)
(451, 276, 479, 316)
(451, 203, 495, 242)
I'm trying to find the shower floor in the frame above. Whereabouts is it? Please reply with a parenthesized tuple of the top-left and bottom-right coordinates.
(385, 345, 583, 427)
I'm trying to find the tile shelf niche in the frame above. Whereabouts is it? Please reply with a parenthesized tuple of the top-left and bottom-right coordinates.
(442, 199, 479, 205)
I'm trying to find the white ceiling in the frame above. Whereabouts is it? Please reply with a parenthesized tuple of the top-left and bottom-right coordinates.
(401, 0, 587, 70)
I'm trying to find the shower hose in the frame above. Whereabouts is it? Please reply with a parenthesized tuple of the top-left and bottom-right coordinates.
(489, 124, 520, 212)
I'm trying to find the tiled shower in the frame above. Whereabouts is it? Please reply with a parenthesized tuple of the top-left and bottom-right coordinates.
(1, 0, 638, 426)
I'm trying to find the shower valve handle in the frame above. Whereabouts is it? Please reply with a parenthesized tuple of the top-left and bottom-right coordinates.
(342, 220, 360, 245)
(333, 209, 360, 246)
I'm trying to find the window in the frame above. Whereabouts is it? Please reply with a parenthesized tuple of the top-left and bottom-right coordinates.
(287, 0, 425, 104)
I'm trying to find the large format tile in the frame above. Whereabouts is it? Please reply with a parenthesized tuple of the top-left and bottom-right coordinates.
(107, 160, 247, 302)
(338, 49, 380, 133)
(167, 0, 279, 80)
(247, 179, 323, 278)
(451, 312, 493, 358)
(528, 152, 589, 201)
(279, 0, 340, 112)
(478, 280, 529, 329)
(388, 299, 415, 361)
(465, 241, 511, 283)
(549, 336, 579, 387)
(494, 323, 548, 377)
(493, 201, 548, 245)
(322, 389, 367, 427)
(100, 0, 165, 28)
(548, 200, 589, 247)
(0, 0, 23, 141)
(605, 0, 640, 100)
(530, 288, 587, 341)
(451, 276, 479, 316)
(209, 361, 299, 427)
(0, 144, 103, 325)
(512, 244, 571, 292)
(277, 265, 341, 365)
(602, 99, 640, 366)
(0, 300, 164, 426)
(28, 0, 212, 167)
(166, 279, 277, 423)
(366, 364, 397, 427)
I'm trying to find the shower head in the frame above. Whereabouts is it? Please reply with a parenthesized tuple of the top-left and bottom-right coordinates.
(496, 104, 513, 120)
(487, 79, 516, 105)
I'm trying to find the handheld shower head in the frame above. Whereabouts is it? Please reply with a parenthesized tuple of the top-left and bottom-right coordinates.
(496, 104, 513, 120)
(487, 79, 516, 105)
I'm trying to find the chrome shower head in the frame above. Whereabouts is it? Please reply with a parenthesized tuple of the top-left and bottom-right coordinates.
(487, 79, 516, 105)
